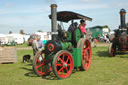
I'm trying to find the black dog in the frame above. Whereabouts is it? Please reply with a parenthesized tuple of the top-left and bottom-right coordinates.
(23, 55, 31, 63)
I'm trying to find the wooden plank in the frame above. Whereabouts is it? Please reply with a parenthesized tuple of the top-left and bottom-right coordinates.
(0, 47, 17, 64)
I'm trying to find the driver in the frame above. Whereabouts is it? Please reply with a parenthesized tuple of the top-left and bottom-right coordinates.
(68, 22, 78, 32)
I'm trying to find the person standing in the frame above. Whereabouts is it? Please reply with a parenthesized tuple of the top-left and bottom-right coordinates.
(79, 19, 87, 37)
(32, 35, 43, 56)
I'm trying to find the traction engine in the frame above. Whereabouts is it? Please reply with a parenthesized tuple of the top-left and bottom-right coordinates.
(33, 4, 92, 79)
(109, 9, 128, 56)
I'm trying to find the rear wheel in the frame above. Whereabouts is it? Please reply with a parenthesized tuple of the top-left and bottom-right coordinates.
(77, 38, 91, 71)
(33, 51, 51, 76)
(52, 50, 74, 79)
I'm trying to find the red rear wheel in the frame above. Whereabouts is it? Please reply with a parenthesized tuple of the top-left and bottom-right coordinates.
(52, 50, 74, 79)
(33, 51, 51, 76)
(77, 38, 91, 71)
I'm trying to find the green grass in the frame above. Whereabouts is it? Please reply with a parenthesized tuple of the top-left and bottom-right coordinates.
(0, 47, 128, 85)
(15, 42, 31, 48)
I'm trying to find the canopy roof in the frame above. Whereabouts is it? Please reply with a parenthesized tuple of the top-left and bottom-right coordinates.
(49, 11, 92, 22)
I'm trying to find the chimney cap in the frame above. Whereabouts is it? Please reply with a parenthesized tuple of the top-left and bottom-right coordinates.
(120, 8, 126, 14)
(51, 4, 57, 8)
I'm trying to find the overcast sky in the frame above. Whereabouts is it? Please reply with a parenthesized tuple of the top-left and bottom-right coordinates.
(0, 0, 128, 34)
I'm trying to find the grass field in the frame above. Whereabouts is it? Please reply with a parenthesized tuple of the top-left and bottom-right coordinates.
(0, 46, 128, 85)
(15, 42, 31, 48)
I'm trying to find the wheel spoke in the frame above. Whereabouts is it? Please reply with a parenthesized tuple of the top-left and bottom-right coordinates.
(56, 64, 63, 66)
(67, 64, 71, 66)
(36, 63, 44, 69)
(66, 57, 70, 63)
(82, 51, 86, 56)
(36, 59, 41, 63)
(85, 47, 90, 51)
(58, 67, 64, 73)
(62, 70, 64, 75)
(59, 57, 64, 63)
(66, 67, 69, 72)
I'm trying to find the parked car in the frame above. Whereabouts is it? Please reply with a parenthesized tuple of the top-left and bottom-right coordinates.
(28, 34, 38, 46)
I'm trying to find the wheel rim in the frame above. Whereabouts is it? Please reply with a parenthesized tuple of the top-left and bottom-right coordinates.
(55, 52, 73, 78)
(82, 40, 91, 70)
(34, 52, 51, 75)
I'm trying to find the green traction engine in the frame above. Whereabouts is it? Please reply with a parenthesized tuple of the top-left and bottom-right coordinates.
(33, 4, 92, 79)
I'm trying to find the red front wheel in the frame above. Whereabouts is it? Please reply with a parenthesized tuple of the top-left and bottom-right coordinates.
(52, 50, 74, 79)
(33, 51, 51, 76)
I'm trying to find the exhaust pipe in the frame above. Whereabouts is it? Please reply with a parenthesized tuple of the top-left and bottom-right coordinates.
(120, 8, 126, 29)
(50, 4, 57, 40)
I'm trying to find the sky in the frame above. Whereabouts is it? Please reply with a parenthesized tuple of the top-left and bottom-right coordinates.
(0, 0, 128, 34)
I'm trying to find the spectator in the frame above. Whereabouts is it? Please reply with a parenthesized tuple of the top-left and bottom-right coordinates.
(79, 19, 87, 37)
(97, 35, 101, 42)
(89, 34, 93, 42)
(32, 35, 43, 56)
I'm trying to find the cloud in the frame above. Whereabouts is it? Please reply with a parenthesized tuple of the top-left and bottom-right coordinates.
(0, 2, 50, 15)
(4, 2, 15, 8)
(44, 0, 57, 4)
(58, 3, 107, 11)
(108, 2, 128, 8)
(0, 7, 49, 15)
(80, 0, 99, 3)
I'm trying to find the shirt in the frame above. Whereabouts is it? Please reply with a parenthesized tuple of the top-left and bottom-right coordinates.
(79, 24, 87, 34)
(37, 40, 43, 49)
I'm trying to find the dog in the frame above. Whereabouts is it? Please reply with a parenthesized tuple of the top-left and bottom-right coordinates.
(23, 55, 31, 63)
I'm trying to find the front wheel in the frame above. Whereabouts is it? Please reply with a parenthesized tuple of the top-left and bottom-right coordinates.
(33, 51, 51, 76)
(52, 50, 74, 79)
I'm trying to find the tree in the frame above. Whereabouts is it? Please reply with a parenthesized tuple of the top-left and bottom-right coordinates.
(20, 29, 25, 35)
(37, 30, 43, 32)
(9, 31, 12, 34)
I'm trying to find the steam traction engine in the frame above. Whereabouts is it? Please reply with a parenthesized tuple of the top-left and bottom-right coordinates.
(33, 4, 92, 79)
(109, 9, 128, 56)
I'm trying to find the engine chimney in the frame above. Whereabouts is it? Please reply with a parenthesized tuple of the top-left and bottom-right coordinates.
(120, 8, 126, 28)
(50, 4, 57, 40)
